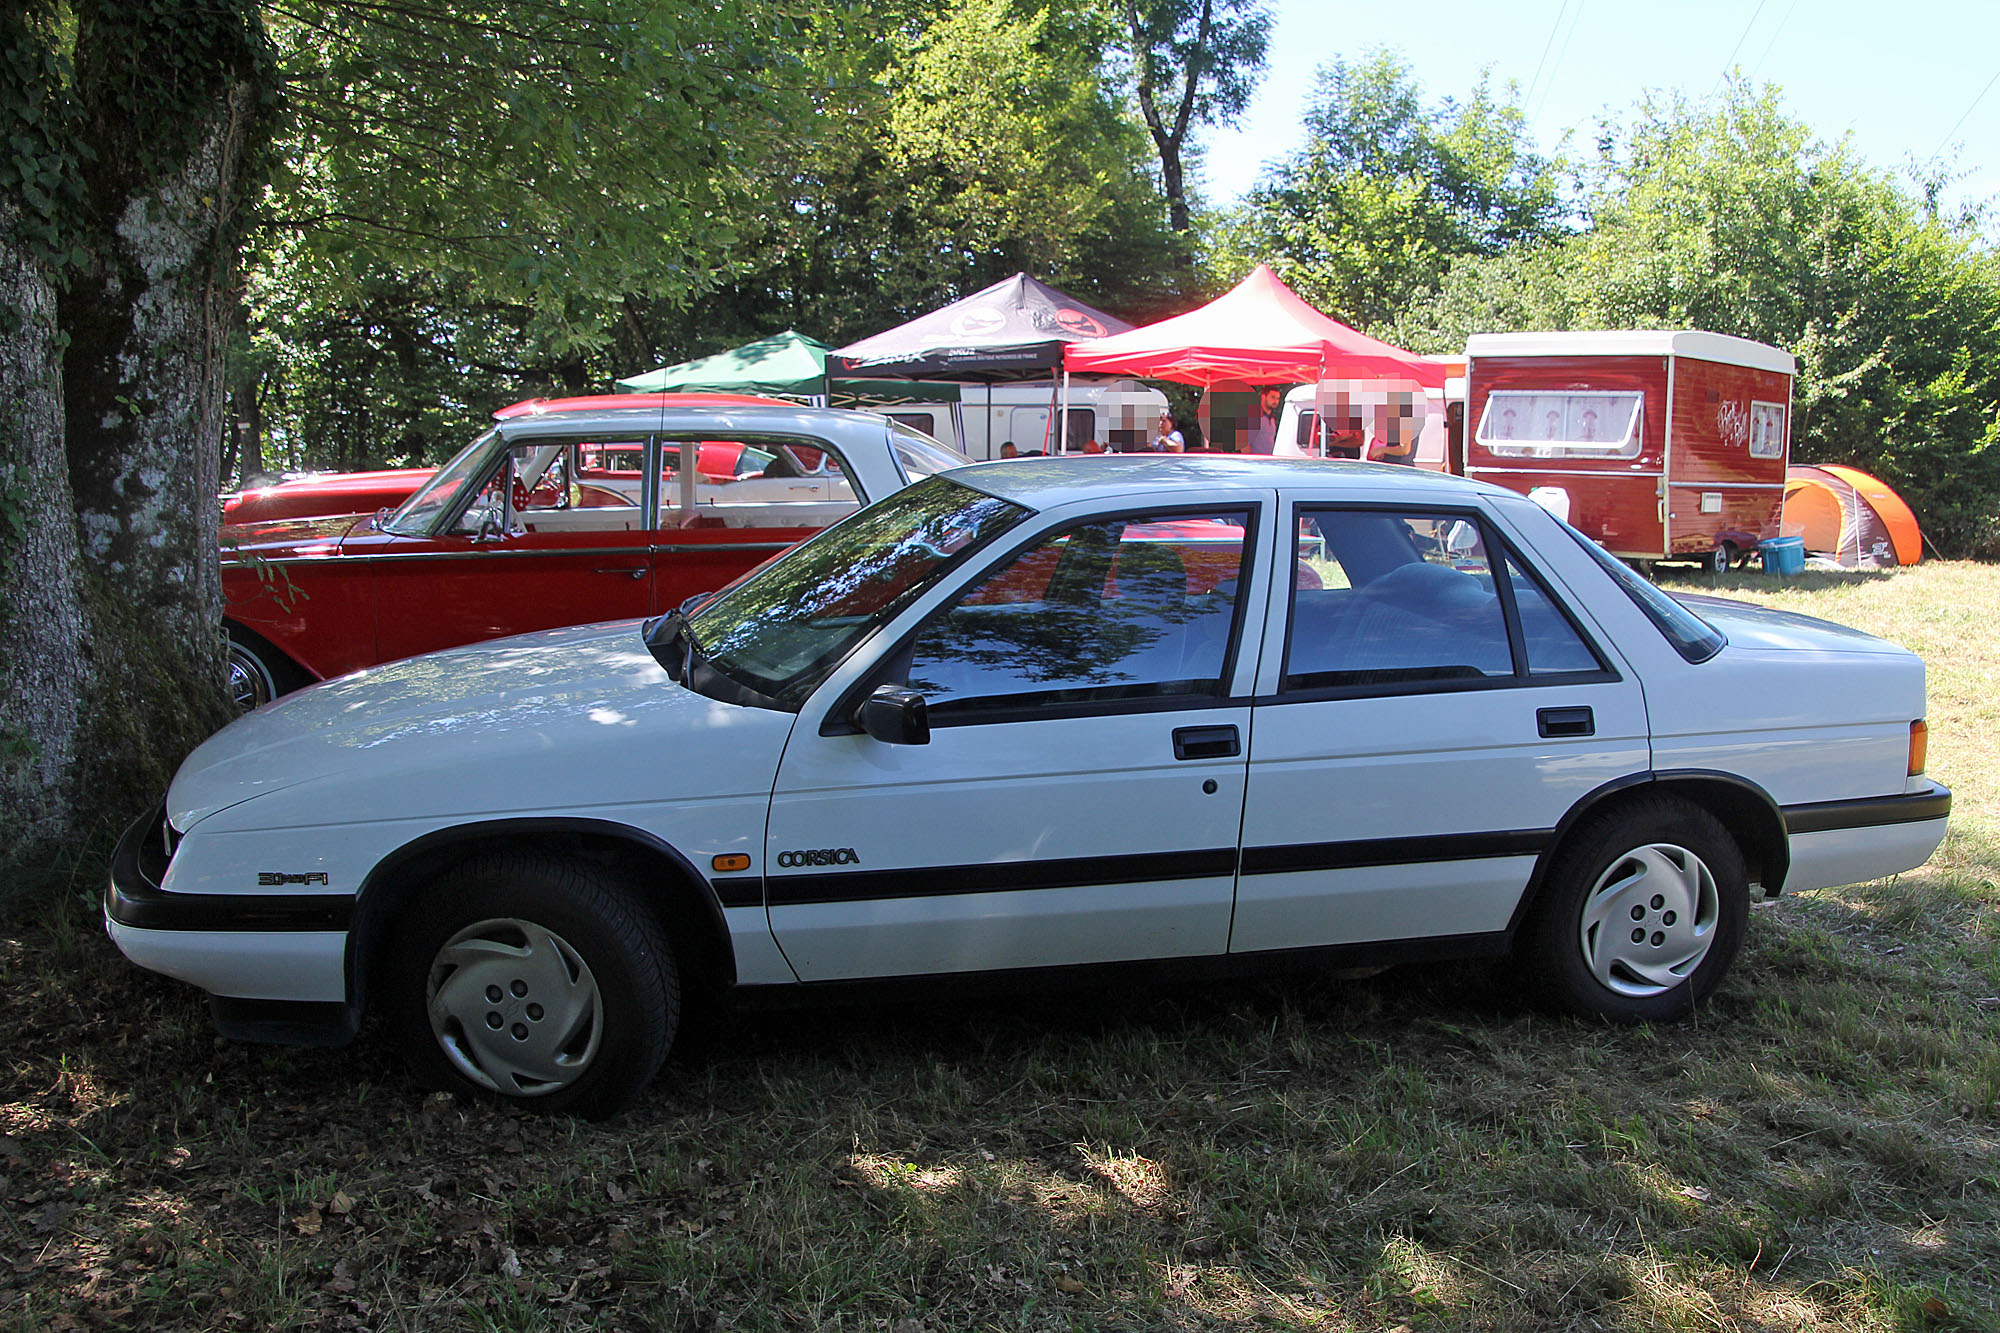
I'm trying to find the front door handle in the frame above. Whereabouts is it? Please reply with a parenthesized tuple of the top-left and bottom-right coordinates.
(1538, 706, 1594, 738)
(593, 566, 647, 580)
(1173, 724, 1240, 760)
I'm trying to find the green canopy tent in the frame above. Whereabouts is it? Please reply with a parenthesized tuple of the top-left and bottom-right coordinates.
(616, 330, 962, 417)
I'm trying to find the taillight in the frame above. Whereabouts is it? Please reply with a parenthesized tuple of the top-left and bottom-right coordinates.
(1908, 720, 1928, 777)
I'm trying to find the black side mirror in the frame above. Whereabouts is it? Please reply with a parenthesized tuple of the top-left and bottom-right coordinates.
(857, 685, 930, 745)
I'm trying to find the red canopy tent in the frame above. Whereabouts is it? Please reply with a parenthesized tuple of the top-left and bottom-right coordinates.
(1062, 264, 1448, 388)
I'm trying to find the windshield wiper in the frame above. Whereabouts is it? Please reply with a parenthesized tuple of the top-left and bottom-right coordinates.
(641, 609, 693, 682)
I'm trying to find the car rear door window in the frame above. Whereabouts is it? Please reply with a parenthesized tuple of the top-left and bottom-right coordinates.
(1285, 509, 1603, 692)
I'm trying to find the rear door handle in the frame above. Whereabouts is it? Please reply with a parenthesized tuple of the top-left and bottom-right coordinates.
(1538, 706, 1594, 738)
(593, 566, 647, 580)
(1173, 724, 1240, 760)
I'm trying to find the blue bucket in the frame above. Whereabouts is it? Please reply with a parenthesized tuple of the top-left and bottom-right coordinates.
(1759, 536, 1805, 576)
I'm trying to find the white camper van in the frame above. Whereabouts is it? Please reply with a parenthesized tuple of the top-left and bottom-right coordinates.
(1273, 378, 1464, 472)
(875, 381, 1169, 459)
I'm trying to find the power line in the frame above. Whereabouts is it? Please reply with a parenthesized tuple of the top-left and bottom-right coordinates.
(1531, 1, 1585, 128)
(1523, 0, 1571, 113)
(1932, 65, 2000, 160)
(1748, 0, 1800, 82)
(1712, 0, 1769, 95)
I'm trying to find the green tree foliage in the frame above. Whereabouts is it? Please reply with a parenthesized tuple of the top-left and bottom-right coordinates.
(234, 0, 808, 474)
(1115, 0, 1270, 241)
(1549, 87, 2000, 554)
(1213, 50, 1563, 331)
(244, 0, 1183, 475)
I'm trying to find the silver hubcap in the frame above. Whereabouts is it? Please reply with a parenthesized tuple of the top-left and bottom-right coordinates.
(227, 643, 273, 712)
(426, 918, 603, 1097)
(1578, 842, 1720, 997)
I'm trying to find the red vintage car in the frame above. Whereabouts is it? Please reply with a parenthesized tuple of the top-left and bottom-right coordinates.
(222, 397, 969, 709)
(218, 393, 796, 525)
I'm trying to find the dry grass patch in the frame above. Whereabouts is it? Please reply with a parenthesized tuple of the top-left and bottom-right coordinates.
(4, 563, 1999, 1331)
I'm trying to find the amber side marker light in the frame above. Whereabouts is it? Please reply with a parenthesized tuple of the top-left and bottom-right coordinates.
(712, 854, 753, 873)
(1909, 720, 1928, 777)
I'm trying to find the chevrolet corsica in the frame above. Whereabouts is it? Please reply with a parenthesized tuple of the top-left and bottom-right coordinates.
(109, 456, 1950, 1117)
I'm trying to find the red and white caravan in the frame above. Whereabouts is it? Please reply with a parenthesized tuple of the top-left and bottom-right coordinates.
(1463, 331, 1794, 570)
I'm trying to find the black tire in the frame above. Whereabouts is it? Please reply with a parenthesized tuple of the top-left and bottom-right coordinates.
(1709, 542, 1737, 575)
(1520, 796, 1748, 1022)
(381, 854, 678, 1118)
(226, 626, 310, 712)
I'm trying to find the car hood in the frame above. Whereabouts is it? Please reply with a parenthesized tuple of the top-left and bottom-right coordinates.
(220, 512, 372, 555)
(1677, 594, 1911, 656)
(169, 620, 797, 832)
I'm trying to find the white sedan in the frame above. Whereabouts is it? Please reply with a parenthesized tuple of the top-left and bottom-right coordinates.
(108, 457, 1950, 1116)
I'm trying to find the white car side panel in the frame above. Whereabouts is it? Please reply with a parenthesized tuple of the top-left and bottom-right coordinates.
(107, 922, 347, 1002)
(766, 711, 1248, 980)
(1784, 819, 1949, 895)
(724, 905, 797, 985)
(1232, 856, 1540, 952)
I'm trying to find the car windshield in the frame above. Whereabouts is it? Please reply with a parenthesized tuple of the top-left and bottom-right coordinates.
(680, 476, 1029, 707)
(890, 420, 972, 481)
(383, 429, 502, 535)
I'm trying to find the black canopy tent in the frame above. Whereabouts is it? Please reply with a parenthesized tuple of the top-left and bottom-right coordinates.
(831, 274, 1136, 452)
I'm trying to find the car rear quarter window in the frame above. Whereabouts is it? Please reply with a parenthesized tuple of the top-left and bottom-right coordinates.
(1564, 525, 1726, 663)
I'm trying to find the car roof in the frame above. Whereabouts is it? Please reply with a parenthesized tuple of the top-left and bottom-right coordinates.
(492, 392, 796, 419)
(489, 399, 895, 439)
(948, 454, 1521, 510)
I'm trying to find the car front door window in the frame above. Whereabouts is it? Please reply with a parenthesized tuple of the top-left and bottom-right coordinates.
(903, 511, 1250, 715)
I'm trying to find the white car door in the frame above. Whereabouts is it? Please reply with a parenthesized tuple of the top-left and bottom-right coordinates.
(1232, 503, 1650, 955)
(765, 499, 1270, 981)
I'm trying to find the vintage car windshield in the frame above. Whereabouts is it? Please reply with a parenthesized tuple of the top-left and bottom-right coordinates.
(889, 421, 972, 481)
(680, 476, 1029, 708)
(383, 430, 503, 535)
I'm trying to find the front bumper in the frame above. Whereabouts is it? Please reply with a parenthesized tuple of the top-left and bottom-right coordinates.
(105, 804, 356, 1041)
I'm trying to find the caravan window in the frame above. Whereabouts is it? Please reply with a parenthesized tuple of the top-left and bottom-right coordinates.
(1476, 391, 1643, 460)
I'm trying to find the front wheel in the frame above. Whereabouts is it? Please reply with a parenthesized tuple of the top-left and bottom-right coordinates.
(226, 627, 309, 712)
(382, 854, 678, 1118)
(1708, 542, 1738, 575)
(1521, 796, 1748, 1022)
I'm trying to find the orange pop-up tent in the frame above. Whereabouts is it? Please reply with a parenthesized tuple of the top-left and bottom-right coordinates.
(1783, 464, 1923, 567)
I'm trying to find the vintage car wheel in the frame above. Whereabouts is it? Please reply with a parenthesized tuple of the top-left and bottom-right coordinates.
(226, 628, 308, 712)
(383, 855, 678, 1118)
(1523, 796, 1748, 1023)
(1708, 542, 1738, 575)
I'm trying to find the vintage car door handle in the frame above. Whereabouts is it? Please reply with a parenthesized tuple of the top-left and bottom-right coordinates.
(593, 566, 647, 580)
(1173, 724, 1241, 760)
(1537, 706, 1595, 738)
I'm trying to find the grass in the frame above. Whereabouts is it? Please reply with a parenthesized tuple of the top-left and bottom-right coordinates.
(5, 561, 1999, 1331)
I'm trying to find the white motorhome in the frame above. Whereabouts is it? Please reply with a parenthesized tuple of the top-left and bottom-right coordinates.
(1273, 377, 1464, 472)
(875, 381, 1169, 459)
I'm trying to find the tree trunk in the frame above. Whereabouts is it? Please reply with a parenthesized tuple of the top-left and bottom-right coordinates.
(0, 208, 92, 875)
(57, 1, 271, 819)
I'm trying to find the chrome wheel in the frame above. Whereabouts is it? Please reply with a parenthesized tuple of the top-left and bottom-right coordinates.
(1577, 842, 1720, 999)
(1709, 542, 1736, 574)
(425, 917, 604, 1098)
(227, 639, 276, 711)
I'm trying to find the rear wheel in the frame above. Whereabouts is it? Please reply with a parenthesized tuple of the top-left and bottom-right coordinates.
(1521, 796, 1748, 1022)
(1708, 542, 1738, 575)
(382, 854, 678, 1118)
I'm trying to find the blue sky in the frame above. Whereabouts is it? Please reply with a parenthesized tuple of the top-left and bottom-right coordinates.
(1202, 0, 2000, 222)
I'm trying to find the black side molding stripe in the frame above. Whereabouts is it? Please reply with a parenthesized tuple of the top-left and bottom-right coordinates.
(768, 848, 1239, 907)
(1783, 785, 1952, 835)
(711, 879, 764, 909)
(1243, 828, 1551, 876)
